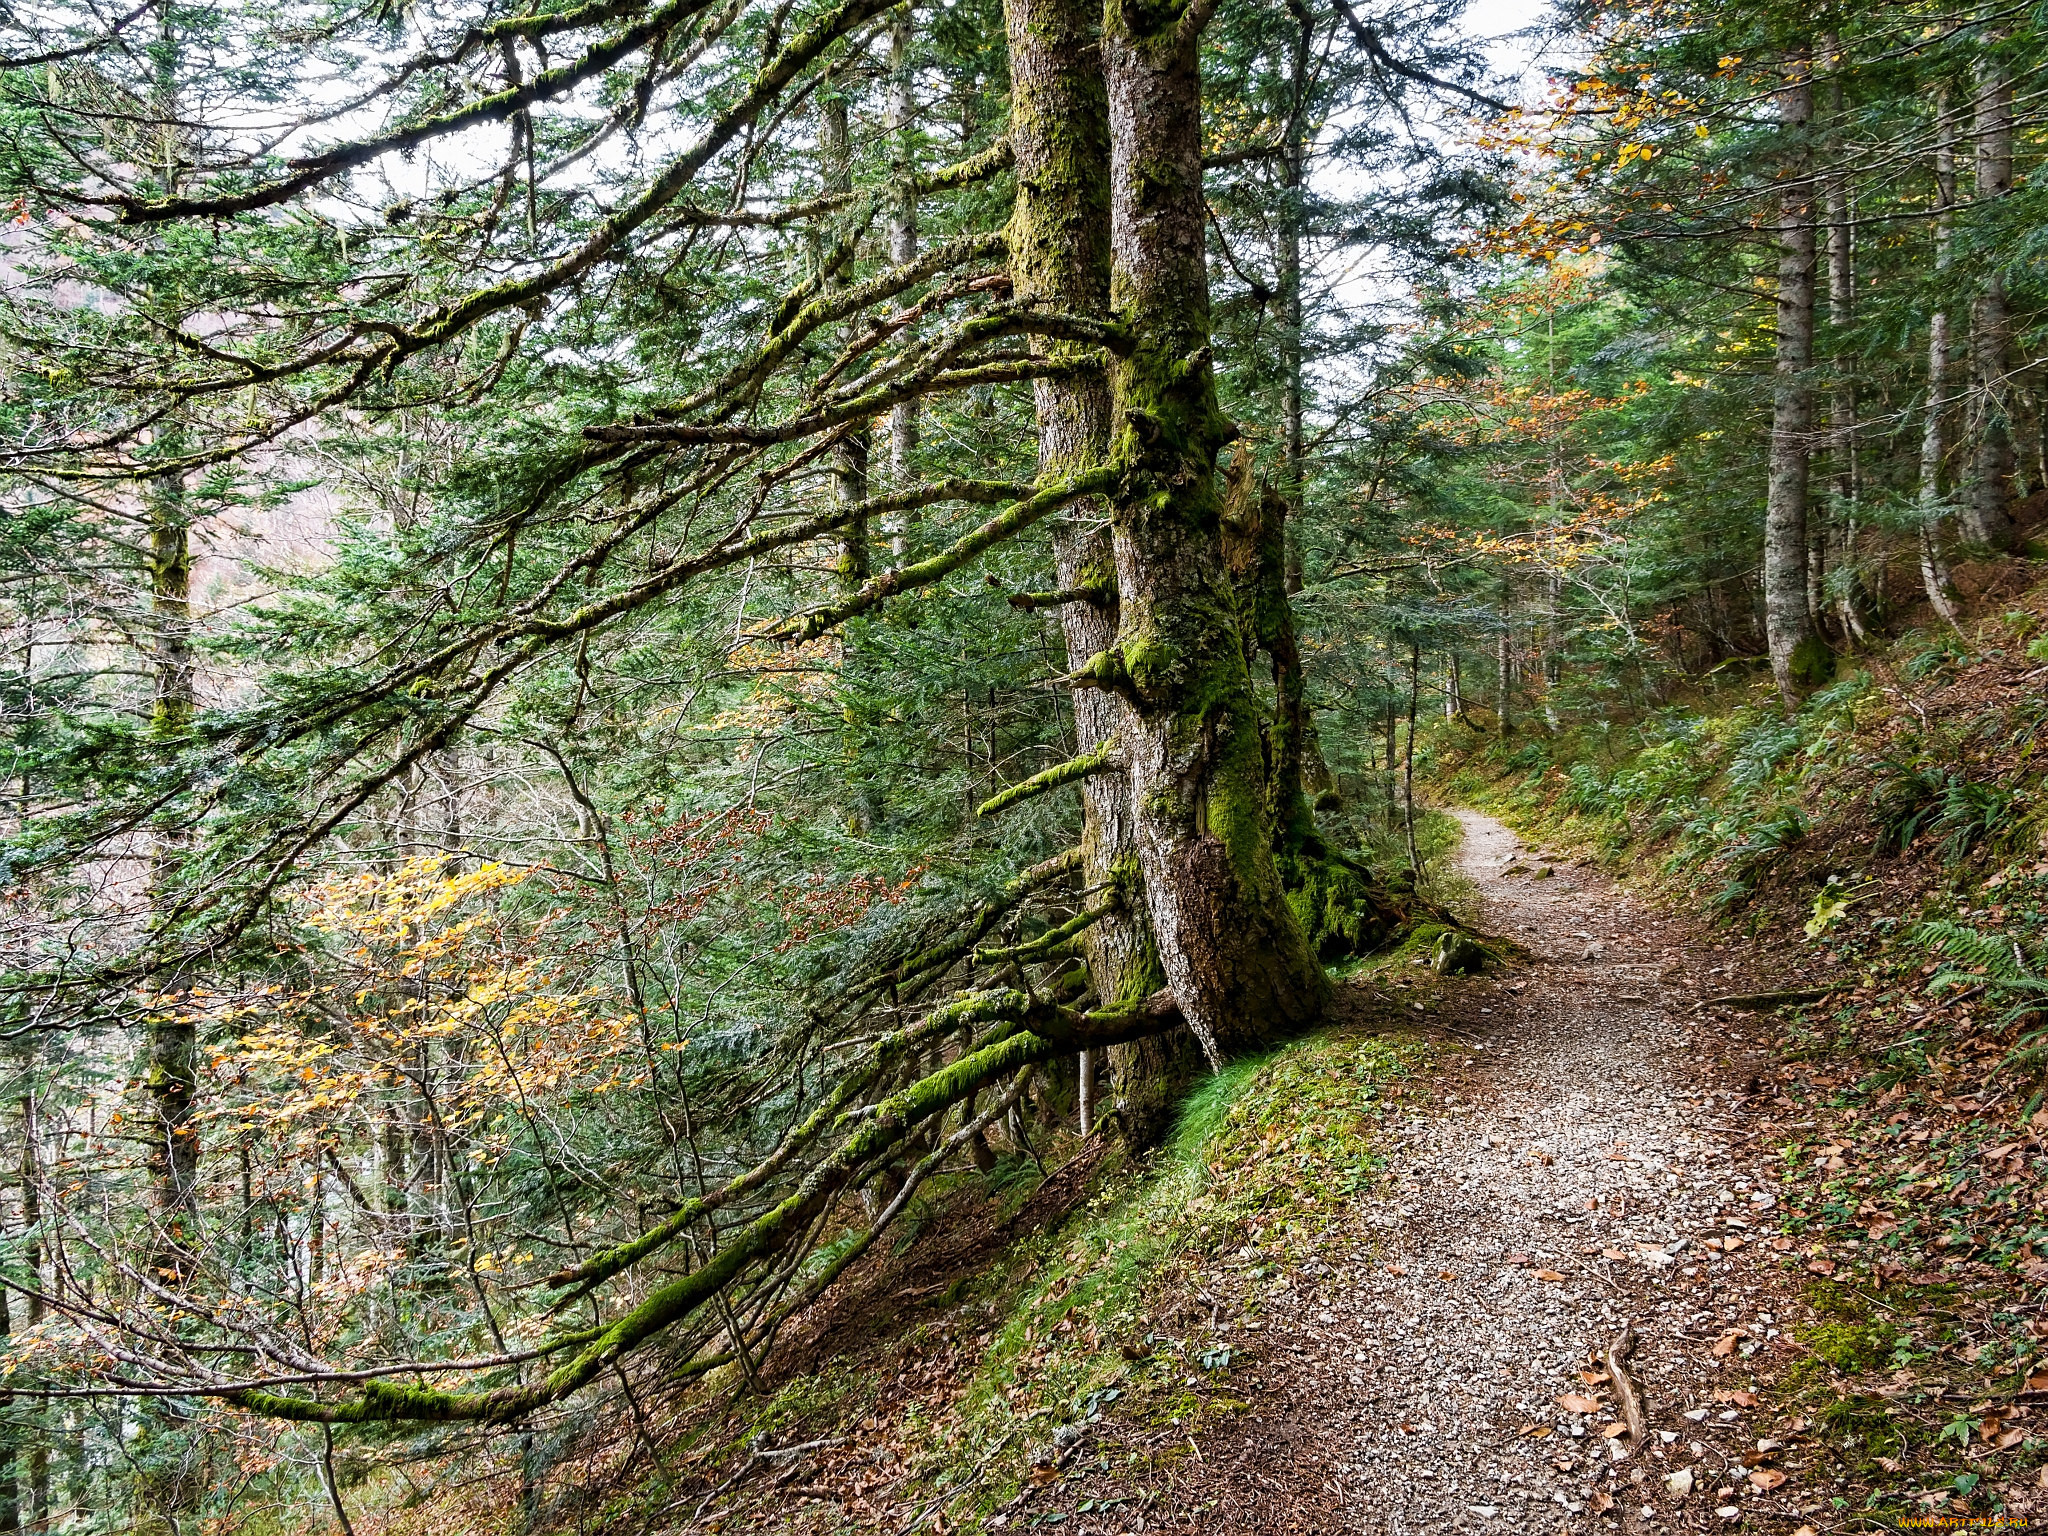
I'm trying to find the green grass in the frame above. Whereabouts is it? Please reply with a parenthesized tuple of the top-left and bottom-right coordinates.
(910, 1025, 1432, 1523)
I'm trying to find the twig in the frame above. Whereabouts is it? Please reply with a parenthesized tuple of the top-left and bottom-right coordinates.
(1604, 1321, 1649, 1445)
(1694, 986, 1840, 1011)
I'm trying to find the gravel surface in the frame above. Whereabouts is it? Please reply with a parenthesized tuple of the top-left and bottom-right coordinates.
(1044, 811, 1819, 1535)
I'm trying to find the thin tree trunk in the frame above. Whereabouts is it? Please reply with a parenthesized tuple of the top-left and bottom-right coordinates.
(1096, 0, 1330, 1065)
(886, 8, 921, 558)
(1495, 606, 1512, 735)
(0, 1160, 14, 1536)
(19, 1095, 41, 1536)
(1764, 47, 1823, 709)
(1402, 640, 1420, 875)
(821, 87, 870, 587)
(1005, 0, 1179, 1139)
(1963, 37, 2015, 550)
(1821, 33, 1866, 645)
(1919, 85, 1965, 630)
(144, 459, 199, 1275)
(1279, 0, 1311, 595)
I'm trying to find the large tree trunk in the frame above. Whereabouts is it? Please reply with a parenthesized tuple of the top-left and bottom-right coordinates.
(1095, 0, 1330, 1066)
(1919, 86, 1965, 630)
(1764, 49, 1825, 710)
(1963, 39, 2016, 550)
(1004, 0, 1185, 1142)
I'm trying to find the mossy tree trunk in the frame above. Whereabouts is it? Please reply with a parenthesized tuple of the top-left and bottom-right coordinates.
(1006, 0, 1188, 1142)
(1094, 0, 1330, 1066)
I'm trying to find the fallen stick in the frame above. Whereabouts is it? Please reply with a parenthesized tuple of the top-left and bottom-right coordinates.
(1605, 1322, 1649, 1445)
(1694, 985, 1839, 1011)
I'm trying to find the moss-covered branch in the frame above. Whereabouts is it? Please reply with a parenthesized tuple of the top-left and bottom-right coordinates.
(976, 737, 1119, 817)
(223, 999, 1178, 1425)
(849, 848, 1083, 1002)
(777, 467, 1118, 640)
(972, 893, 1121, 963)
(1003, 583, 1115, 611)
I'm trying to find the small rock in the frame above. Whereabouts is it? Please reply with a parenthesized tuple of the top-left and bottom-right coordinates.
(1664, 1468, 1694, 1498)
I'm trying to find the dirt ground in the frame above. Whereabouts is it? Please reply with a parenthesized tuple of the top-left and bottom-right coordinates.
(1016, 811, 1836, 1536)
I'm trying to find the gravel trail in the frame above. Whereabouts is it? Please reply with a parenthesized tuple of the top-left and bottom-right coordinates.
(1065, 810, 1814, 1535)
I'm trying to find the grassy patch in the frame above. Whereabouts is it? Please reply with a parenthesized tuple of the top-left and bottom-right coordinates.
(908, 1025, 1431, 1524)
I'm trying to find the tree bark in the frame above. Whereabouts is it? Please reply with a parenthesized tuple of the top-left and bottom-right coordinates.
(1820, 33, 1866, 645)
(19, 1094, 45, 1536)
(1963, 37, 2016, 550)
(1919, 86, 1965, 630)
(886, 8, 921, 558)
(1005, 0, 1184, 1140)
(1764, 48, 1824, 709)
(144, 461, 199, 1277)
(1402, 639, 1420, 875)
(1278, 0, 1312, 595)
(821, 87, 871, 588)
(1096, 0, 1330, 1066)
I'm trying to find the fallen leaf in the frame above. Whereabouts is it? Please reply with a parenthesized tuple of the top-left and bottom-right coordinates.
(1535, 1268, 1566, 1282)
(1805, 1258, 1836, 1275)
(1770, 1236, 1794, 1252)
(1599, 1422, 1630, 1439)
(1438, 1270, 1457, 1281)
(1712, 1389, 1758, 1407)
(1027, 1465, 1060, 1487)
(1590, 1491, 1615, 1513)
(1386, 1264, 1407, 1276)
(1748, 1468, 1787, 1490)
(1711, 1332, 1742, 1358)
(2026, 1372, 2048, 1393)
(1602, 1247, 1629, 1260)
(1722, 1235, 1746, 1251)
(1997, 1427, 2026, 1449)
(1559, 1394, 1602, 1413)
(1580, 1369, 1610, 1386)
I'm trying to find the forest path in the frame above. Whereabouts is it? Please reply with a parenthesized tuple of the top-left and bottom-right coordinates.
(1088, 810, 1811, 1535)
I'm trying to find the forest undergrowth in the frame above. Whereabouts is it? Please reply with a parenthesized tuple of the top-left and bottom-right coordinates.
(1432, 580, 2048, 1522)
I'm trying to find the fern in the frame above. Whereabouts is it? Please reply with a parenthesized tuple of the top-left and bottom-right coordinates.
(1728, 720, 1805, 791)
(1869, 759, 1945, 854)
(1912, 919, 2029, 985)
(1910, 922, 2048, 1076)
(1932, 777, 2019, 863)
